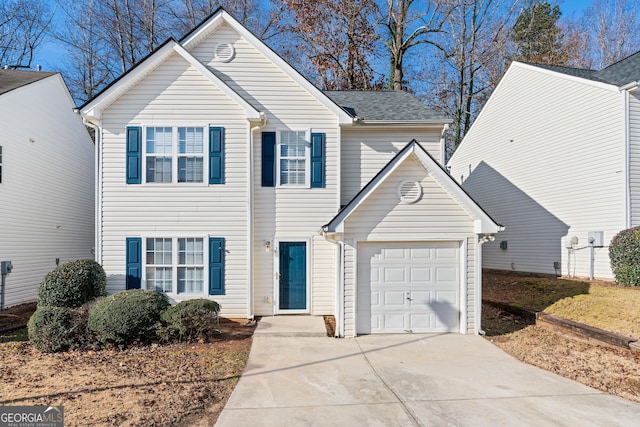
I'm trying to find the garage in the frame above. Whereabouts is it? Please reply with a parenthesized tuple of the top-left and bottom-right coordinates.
(357, 242, 460, 334)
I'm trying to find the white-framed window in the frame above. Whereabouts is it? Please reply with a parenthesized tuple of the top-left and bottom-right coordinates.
(145, 126, 204, 183)
(278, 130, 309, 186)
(145, 237, 205, 294)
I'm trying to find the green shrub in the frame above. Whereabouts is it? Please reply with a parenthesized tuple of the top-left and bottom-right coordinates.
(157, 299, 221, 342)
(88, 290, 170, 346)
(610, 227, 640, 287)
(28, 306, 89, 353)
(38, 259, 107, 308)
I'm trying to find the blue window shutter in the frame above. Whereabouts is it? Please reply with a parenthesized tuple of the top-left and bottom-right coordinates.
(310, 133, 325, 188)
(209, 237, 225, 295)
(126, 127, 142, 184)
(261, 132, 276, 187)
(126, 237, 142, 289)
(209, 127, 225, 184)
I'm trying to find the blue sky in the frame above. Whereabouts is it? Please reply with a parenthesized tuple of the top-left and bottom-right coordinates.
(32, 0, 596, 73)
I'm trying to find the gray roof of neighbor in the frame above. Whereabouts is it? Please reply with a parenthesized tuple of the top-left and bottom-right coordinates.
(0, 69, 56, 96)
(324, 90, 448, 123)
(533, 49, 640, 87)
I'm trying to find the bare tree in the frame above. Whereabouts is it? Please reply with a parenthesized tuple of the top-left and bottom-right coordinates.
(0, 0, 54, 68)
(379, 0, 450, 90)
(580, 0, 639, 68)
(55, 0, 117, 104)
(424, 0, 516, 149)
(170, 0, 281, 40)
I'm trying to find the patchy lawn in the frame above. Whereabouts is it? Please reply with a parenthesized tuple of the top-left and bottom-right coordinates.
(483, 273, 640, 404)
(0, 314, 255, 427)
(484, 272, 640, 338)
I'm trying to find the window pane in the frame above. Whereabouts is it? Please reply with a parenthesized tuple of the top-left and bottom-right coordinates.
(177, 238, 203, 293)
(178, 127, 203, 154)
(178, 267, 204, 293)
(146, 238, 172, 265)
(147, 157, 172, 183)
(147, 267, 173, 293)
(178, 157, 203, 183)
(280, 159, 305, 185)
(146, 127, 172, 154)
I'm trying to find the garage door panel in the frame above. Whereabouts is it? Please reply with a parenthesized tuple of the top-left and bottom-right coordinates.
(410, 268, 432, 282)
(384, 268, 406, 282)
(436, 267, 457, 282)
(435, 290, 457, 305)
(357, 242, 460, 334)
(383, 291, 406, 306)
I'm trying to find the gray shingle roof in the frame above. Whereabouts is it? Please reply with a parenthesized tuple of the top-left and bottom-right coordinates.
(0, 69, 56, 96)
(532, 49, 640, 87)
(324, 90, 448, 123)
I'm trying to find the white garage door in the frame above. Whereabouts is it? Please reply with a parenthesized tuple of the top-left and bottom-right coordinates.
(357, 242, 460, 334)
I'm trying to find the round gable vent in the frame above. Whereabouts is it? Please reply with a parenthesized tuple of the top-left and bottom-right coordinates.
(214, 43, 235, 62)
(398, 180, 423, 204)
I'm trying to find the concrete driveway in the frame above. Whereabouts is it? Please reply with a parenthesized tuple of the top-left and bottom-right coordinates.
(215, 320, 640, 426)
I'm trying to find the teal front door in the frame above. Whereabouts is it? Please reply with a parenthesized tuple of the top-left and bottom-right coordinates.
(279, 242, 307, 310)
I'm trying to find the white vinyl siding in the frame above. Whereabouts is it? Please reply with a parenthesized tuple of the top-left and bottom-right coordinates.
(629, 92, 640, 226)
(341, 155, 478, 336)
(100, 52, 250, 316)
(340, 127, 444, 205)
(0, 75, 94, 307)
(449, 63, 625, 279)
(191, 24, 339, 316)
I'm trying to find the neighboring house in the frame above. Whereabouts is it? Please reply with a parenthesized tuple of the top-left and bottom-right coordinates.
(79, 9, 500, 337)
(0, 69, 95, 308)
(448, 52, 640, 279)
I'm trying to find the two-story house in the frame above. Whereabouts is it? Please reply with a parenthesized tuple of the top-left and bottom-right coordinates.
(79, 9, 500, 337)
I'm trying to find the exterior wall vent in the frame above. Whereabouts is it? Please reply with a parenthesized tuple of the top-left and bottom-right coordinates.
(214, 43, 235, 62)
(398, 180, 422, 204)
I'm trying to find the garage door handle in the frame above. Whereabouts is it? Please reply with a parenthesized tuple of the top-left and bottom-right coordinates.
(406, 292, 412, 301)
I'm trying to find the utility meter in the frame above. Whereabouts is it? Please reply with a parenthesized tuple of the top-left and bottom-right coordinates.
(1, 261, 12, 275)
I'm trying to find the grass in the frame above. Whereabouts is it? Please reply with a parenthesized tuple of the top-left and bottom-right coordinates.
(546, 285, 640, 338)
(484, 272, 640, 338)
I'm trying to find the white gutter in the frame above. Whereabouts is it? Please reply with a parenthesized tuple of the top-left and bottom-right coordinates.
(476, 236, 486, 335)
(620, 81, 639, 92)
(248, 113, 267, 319)
(321, 229, 344, 337)
(624, 89, 631, 228)
(440, 123, 449, 165)
(82, 117, 102, 265)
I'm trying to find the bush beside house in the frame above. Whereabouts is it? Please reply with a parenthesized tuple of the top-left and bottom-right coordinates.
(610, 227, 640, 287)
(28, 260, 221, 352)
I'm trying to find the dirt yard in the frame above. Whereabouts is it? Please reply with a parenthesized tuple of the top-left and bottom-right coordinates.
(0, 312, 255, 427)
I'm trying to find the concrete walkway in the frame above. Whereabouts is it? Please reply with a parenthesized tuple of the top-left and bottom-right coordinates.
(215, 317, 640, 426)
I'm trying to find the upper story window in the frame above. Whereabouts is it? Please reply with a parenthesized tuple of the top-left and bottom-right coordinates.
(126, 126, 224, 185)
(261, 130, 325, 188)
(279, 131, 308, 186)
(146, 127, 204, 183)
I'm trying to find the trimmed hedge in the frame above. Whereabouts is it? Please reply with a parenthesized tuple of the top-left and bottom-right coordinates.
(28, 306, 89, 353)
(158, 299, 221, 342)
(610, 227, 640, 287)
(38, 259, 106, 308)
(88, 290, 170, 346)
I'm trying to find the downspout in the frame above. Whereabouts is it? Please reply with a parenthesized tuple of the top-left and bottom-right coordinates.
(322, 229, 344, 337)
(248, 113, 267, 320)
(476, 234, 494, 335)
(624, 89, 631, 228)
(83, 117, 102, 265)
(440, 123, 449, 165)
